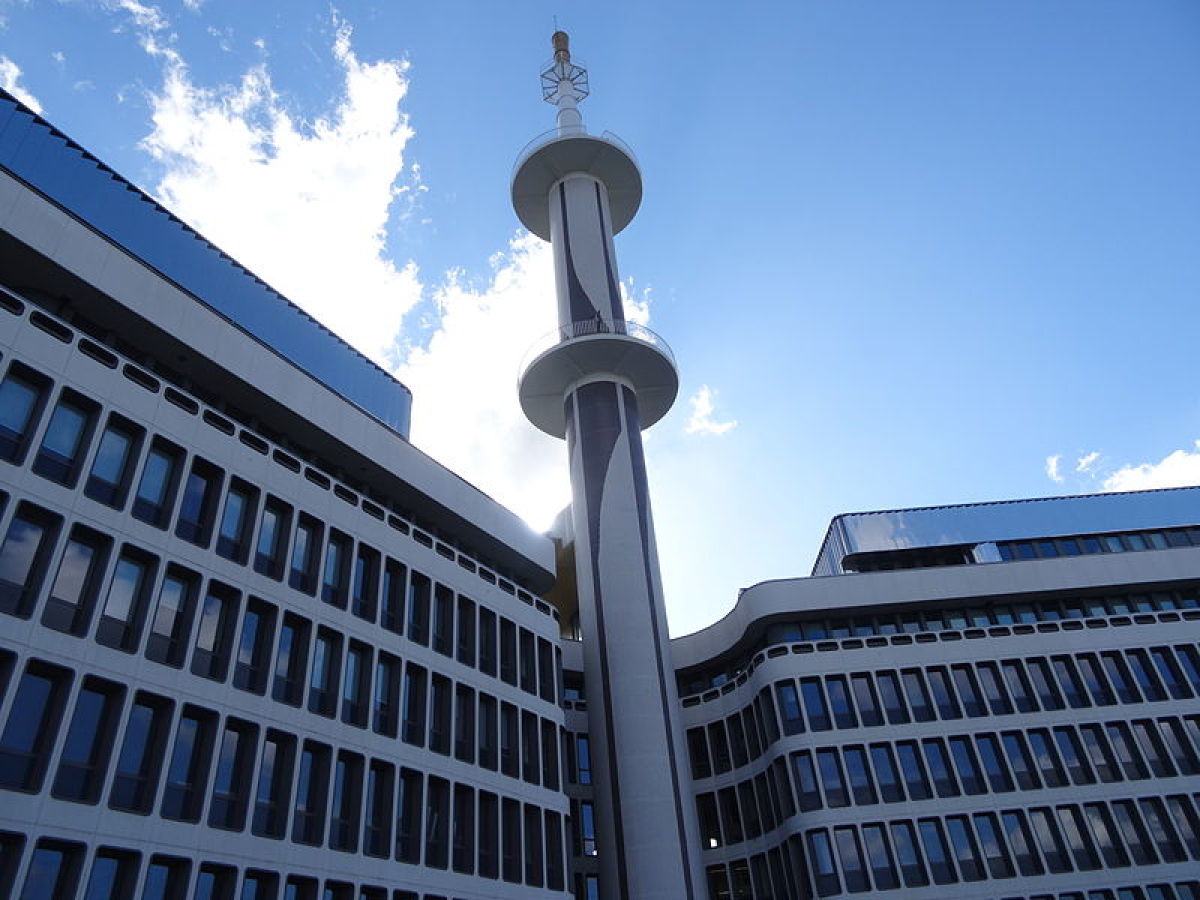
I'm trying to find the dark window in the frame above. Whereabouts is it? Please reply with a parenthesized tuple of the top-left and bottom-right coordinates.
(373, 652, 402, 738)
(32, 391, 97, 486)
(520, 711, 540, 784)
(42, 525, 109, 635)
(452, 784, 475, 874)
(917, 819, 955, 884)
(1079, 723, 1120, 782)
(433, 584, 455, 656)
(191, 583, 240, 682)
(288, 515, 321, 594)
(0, 504, 60, 618)
(109, 693, 172, 813)
(478, 693, 498, 770)
(502, 797, 522, 882)
(329, 751, 363, 852)
(976, 662, 1014, 714)
(890, 822, 928, 887)
(726, 713, 749, 768)
(364, 760, 393, 858)
(1028, 806, 1072, 873)
(351, 544, 380, 623)
(925, 667, 961, 719)
(252, 730, 295, 839)
(454, 684, 476, 763)
(395, 767, 423, 863)
(775, 681, 804, 735)
(523, 803, 544, 887)
(869, 743, 904, 802)
(144, 566, 198, 668)
(425, 776, 450, 869)
(922, 739, 959, 797)
(1102, 651, 1142, 703)
(1028, 729, 1068, 787)
(0, 365, 48, 463)
(973, 812, 1014, 878)
(320, 530, 351, 609)
(1002, 810, 1042, 876)
(826, 675, 858, 728)
(479, 790, 500, 878)
(292, 741, 331, 845)
(541, 719, 559, 790)
(545, 810, 565, 891)
(816, 749, 847, 807)
(402, 663, 427, 746)
(141, 855, 189, 900)
(833, 827, 868, 893)
(408, 571, 431, 645)
(806, 830, 839, 897)
(951, 664, 986, 716)
(537, 637, 555, 702)
(901, 669, 934, 721)
(498, 617, 516, 684)
(215, 480, 256, 563)
(0, 662, 71, 791)
(380, 559, 405, 634)
(1057, 805, 1101, 869)
(850, 673, 883, 726)
(1027, 658, 1065, 710)
(793, 750, 821, 811)
(800, 678, 830, 731)
(84, 415, 142, 507)
(518, 628, 537, 694)
(83, 848, 140, 900)
(975, 733, 1014, 792)
(308, 628, 342, 717)
(52, 677, 124, 803)
(341, 640, 372, 727)
(96, 549, 155, 652)
(1084, 803, 1129, 867)
(232, 597, 276, 694)
(896, 741, 932, 800)
(1000, 660, 1037, 712)
(252, 498, 290, 579)
(876, 672, 910, 724)
(175, 458, 222, 546)
(688, 727, 712, 779)
(1052, 655, 1090, 708)
(1111, 798, 1156, 865)
(271, 613, 310, 706)
(20, 839, 84, 900)
(949, 736, 986, 794)
(430, 674, 452, 755)
(500, 703, 518, 777)
(208, 719, 257, 830)
(478, 606, 497, 675)
(161, 706, 217, 822)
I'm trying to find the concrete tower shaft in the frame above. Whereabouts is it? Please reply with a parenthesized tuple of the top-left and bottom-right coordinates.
(514, 33, 702, 900)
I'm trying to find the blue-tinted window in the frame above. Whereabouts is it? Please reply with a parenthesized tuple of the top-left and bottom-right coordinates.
(0, 367, 45, 463)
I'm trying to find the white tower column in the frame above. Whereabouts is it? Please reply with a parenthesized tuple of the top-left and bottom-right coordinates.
(514, 32, 703, 900)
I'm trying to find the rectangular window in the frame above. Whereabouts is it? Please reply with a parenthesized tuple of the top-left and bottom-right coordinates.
(502, 797, 522, 882)
(0, 661, 71, 791)
(208, 718, 257, 831)
(815, 748, 848, 807)
(499, 618, 517, 684)
(191, 582, 240, 682)
(973, 812, 1014, 878)
(401, 663, 427, 747)
(21, 839, 84, 900)
(350, 544, 379, 622)
(215, 479, 257, 563)
(430, 674, 452, 755)
(380, 558, 405, 634)
(922, 739, 960, 797)
(946, 815, 985, 881)
(949, 736, 986, 794)
(292, 741, 331, 845)
(41, 524, 109, 635)
(341, 640, 372, 727)
(825, 675, 858, 729)
(96, 548, 156, 652)
(175, 457, 222, 547)
(518, 628, 537, 694)
(252, 730, 295, 839)
(84, 414, 143, 507)
(364, 759, 394, 859)
(0, 503, 61, 618)
(432, 584, 454, 656)
(901, 669, 934, 721)
(452, 783, 475, 874)
(1057, 805, 1101, 870)
(308, 627, 342, 717)
(132, 438, 183, 528)
(141, 855, 189, 900)
(1052, 655, 1091, 708)
(521, 710, 540, 784)
(1112, 798, 1156, 864)
(869, 743, 904, 802)
(52, 676, 124, 803)
(1106, 721, 1149, 780)
(1028, 729, 1068, 787)
(726, 713, 749, 768)
(1078, 723, 1119, 782)
(924, 667, 960, 719)
(479, 790, 500, 878)
(890, 822, 928, 887)
(0, 364, 48, 463)
(1002, 810, 1042, 876)
(288, 515, 321, 594)
(271, 612, 310, 706)
(454, 684, 476, 763)
(1084, 802, 1129, 867)
(775, 681, 804, 735)
(951, 664, 986, 716)
(144, 565, 198, 668)
(850, 672, 883, 726)
(478, 607, 497, 676)
(395, 767, 423, 864)
(843, 746, 876, 805)
(833, 827, 868, 893)
(232, 597, 276, 695)
(541, 719, 560, 790)
(688, 727, 712, 779)
(1028, 806, 1072, 872)
(545, 810, 565, 891)
(1027, 657, 1065, 710)
(109, 692, 172, 813)
(161, 705, 217, 822)
(876, 671, 910, 724)
(32, 390, 98, 486)
(1000, 660, 1037, 713)
(408, 571, 431, 645)
(975, 733, 1014, 792)
(806, 830, 839, 897)
(537, 637, 555, 702)
(917, 819, 956, 884)
(373, 652, 402, 738)
(478, 693, 498, 770)
(523, 803, 544, 887)
(83, 848, 140, 900)
(896, 740, 932, 800)
(425, 776, 450, 869)
(320, 530, 351, 609)
(977, 662, 1014, 714)
(800, 678, 831, 731)
(500, 702, 519, 778)
(329, 751, 364, 852)
(252, 497, 290, 579)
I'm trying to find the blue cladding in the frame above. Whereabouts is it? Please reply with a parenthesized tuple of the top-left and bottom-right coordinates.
(0, 91, 412, 438)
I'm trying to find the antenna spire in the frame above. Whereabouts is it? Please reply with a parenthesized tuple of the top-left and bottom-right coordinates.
(540, 30, 588, 134)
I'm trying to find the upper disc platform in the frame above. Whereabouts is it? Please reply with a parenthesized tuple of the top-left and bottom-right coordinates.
(511, 129, 642, 241)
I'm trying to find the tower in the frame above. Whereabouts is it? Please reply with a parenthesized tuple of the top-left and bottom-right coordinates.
(515, 32, 703, 899)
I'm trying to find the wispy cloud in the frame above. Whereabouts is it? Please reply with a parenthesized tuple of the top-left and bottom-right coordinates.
(1045, 454, 1063, 483)
(0, 56, 43, 113)
(1103, 440, 1200, 493)
(685, 385, 737, 436)
(1075, 451, 1100, 474)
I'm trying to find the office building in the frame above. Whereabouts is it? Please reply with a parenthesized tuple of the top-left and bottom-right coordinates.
(2, 30, 1200, 900)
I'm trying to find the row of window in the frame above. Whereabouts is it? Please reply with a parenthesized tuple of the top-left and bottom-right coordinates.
(788, 713, 1200, 815)
(0, 314, 544, 605)
(0, 493, 561, 708)
(799, 792, 1200, 896)
(679, 585, 1200, 696)
(0, 830, 504, 900)
(0, 657, 566, 885)
(695, 757, 796, 849)
(765, 643, 1200, 740)
(999, 526, 1200, 562)
(704, 835, 1200, 900)
(686, 688, 782, 779)
(0, 648, 568, 809)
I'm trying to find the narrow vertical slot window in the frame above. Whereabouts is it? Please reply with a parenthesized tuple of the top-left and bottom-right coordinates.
(408, 571, 431, 646)
(232, 597, 276, 695)
(52, 677, 125, 803)
(42, 525, 110, 636)
(380, 559, 405, 635)
(131, 439, 183, 528)
(288, 515, 321, 594)
(0, 504, 61, 618)
(364, 760, 393, 859)
(321, 530, 351, 609)
(0, 364, 48, 463)
(190, 583, 240, 682)
(292, 741, 331, 846)
(32, 390, 97, 486)
(144, 566, 198, 667)
(208, 719, 257, 831)
(161, 706, 217, 823)
(109, 692, 172, 813)
(84, 415, 143, 507)
(175, 457, 223, 547)
(0, 661, 72, 791)
(432, 584, 455, 656)
(350, 544, 379, 623)
(252, 730, 295, 839)
(96, 549, 157, 652)
(271, 613, 310, 706)
(215, 479, 257, 563)
(252, 497, 290, 579)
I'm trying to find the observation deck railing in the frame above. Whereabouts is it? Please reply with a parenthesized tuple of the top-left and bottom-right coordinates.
(519, 318, 675, 380)
(512, 126, 640, 182)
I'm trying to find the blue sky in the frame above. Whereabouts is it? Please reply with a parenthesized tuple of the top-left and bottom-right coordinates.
(3, 1, 1199, 635)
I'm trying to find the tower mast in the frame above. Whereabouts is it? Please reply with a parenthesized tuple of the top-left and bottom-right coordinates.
(515, 31, 703, 900)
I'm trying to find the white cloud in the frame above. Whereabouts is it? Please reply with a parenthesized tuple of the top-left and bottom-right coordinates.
(51, 51, 66, 66)
(1045, 454, 1063, 483)
(137, 19, 422, 364)
(1075, 450, 1100, 473)
(0, 56, 43, 113)
(397, 234, 569, 530)
(685, 385, 737, 436)
(1103, 440, 1200, 493)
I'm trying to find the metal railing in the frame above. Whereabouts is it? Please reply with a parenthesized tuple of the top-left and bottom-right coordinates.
(519, 318, 674, 377)
(512, 127, 639, 181)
